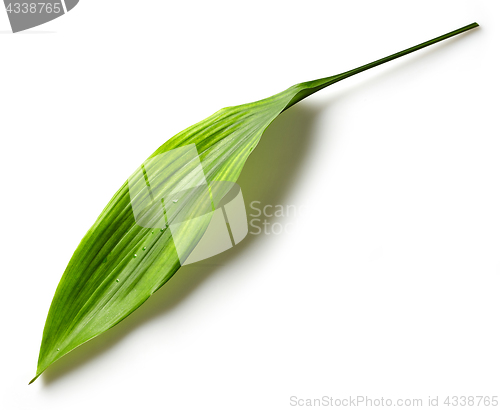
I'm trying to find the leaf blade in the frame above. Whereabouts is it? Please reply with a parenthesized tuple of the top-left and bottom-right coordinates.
(32, 22, 479, 383)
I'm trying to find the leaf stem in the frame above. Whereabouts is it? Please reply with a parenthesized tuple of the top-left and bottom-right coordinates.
(285, 22, 479, 109)
(337, 22, 478, 82)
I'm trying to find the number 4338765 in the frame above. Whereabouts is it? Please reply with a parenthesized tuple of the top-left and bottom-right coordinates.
(6, 3, 61, 13)
(444, 396, 499, 406)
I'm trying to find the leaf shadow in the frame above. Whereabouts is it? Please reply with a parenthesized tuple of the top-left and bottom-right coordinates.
(41, 101, 326, 385)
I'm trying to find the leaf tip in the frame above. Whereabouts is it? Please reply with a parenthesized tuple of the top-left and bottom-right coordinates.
(28, 374, 40, 385)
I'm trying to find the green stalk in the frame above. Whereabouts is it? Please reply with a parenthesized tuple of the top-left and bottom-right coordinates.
(284, 22, 479, 110)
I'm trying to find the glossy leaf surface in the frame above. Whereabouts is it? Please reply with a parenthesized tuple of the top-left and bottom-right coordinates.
(32, 23, 478, 383)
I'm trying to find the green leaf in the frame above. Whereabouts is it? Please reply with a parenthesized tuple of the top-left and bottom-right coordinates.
(31, 22, 478, 383)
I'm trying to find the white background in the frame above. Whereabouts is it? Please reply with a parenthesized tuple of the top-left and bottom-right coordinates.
(1, 1, 499, 409)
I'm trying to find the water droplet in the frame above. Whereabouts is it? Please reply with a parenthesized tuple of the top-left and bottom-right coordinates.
(57, 348, 60, 351)
(173, 199, 178, 203)
(142, 247, 146, 251)
(133, 254, 137, 258)
(160, 228, 164, 232)
(116, 279, 119, 282)
(151, 231, 154, 234)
